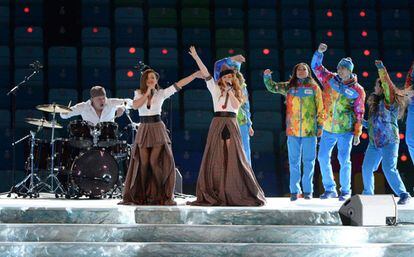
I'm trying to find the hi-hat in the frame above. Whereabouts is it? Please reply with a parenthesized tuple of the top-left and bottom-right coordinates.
(25, 118, 63, 129)
(36, 104, 71, 114)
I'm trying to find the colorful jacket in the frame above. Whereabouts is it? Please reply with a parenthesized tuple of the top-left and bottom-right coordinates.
(311, 51, 366, 136)
(214, 57, 252, 128)
(367, 65, 399, 148)
(263, 74, 324, 137)
(405, 62, 414, 109)
(237, 83, 252, 127)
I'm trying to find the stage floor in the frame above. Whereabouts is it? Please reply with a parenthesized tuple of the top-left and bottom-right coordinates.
(0, 194, 413, 225)
(1, 194, 414, 256)
(0, 194, 412, 211)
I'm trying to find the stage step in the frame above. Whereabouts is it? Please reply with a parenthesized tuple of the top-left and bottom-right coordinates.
(0, 224, 414, 244)
(1, 205, 414, 225)
(0, 242, 413, 257)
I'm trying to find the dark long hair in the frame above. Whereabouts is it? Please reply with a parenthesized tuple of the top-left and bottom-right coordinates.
(288, 63, 319, 87)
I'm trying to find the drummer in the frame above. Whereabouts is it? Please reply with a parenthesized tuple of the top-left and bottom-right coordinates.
(60, 86, 133, 126)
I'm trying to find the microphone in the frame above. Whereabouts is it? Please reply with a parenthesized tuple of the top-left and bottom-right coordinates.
(150, 89, 155, 96)
(29, 60, 43, 71)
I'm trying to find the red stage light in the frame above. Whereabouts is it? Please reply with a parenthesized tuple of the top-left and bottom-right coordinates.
(401, 154, 408, 162)
(361, 132, 368, 140)
(161, 48, 168, 55)
(92, 27, 99, 33)
(127, 71, 134, 78)
(129, 47, 136, 54)
(326, 10, 333, 17)
(396, 72, 403, 79)
(362, 71, 369, 78)
(361, 30, 368, 37)
(228, 49, 235, 54)
(23, 7, 30, 13)
(360, 10, 366, 17)
(363, 50, 370, 56)
(26, 27, 33, 33)
(262, 48, 270, 55)
(327, 30, 333, 37)
(399, 133, 405, 140)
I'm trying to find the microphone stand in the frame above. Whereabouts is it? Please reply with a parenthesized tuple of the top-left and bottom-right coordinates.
(6, 66, 41, 197)
(7, 69, 40, 96)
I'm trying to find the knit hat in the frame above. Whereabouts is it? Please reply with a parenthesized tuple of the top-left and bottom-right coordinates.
(337, 57, 354, 72)
(90, 86, 106, 98)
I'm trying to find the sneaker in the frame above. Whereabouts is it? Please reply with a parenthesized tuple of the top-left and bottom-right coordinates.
(320, 191, 338, 199)
(304, 193, 313, 200)
(398, 193, 411, 205)
(338, 191, 351, 201)
(290, 194, 301, 201)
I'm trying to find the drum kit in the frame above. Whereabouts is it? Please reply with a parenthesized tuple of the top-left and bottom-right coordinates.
(11, 103, 132, 199)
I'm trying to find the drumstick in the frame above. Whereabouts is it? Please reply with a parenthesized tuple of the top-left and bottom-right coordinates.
(68, 101, 72, 108)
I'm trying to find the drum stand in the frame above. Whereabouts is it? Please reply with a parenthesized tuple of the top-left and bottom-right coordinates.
(43, 107, 66, 197)
(10, 128, 48, 198)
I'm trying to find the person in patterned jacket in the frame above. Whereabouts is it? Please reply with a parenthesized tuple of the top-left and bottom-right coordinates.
(311, 43, 366, 201)
(214, 55, 254, 166)
(362, 60, 413, 205)
(263, 63, 324, 201)
(405, 62, 414, 173)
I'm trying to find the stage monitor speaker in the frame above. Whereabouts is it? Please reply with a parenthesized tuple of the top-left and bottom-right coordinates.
(339, 194, 397, 226)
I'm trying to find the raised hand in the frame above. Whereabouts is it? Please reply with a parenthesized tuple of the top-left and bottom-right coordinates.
(263, 69, 273, 76)
(375, 60, 384, 69)
(231, 54, 246, 63)
(188, 46, 198, 59)
(318, 43, 328, 53)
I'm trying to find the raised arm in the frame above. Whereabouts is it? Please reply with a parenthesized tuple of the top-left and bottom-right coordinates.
(162, 71, 203, 99)
(263, 69, 289, 96)
(375, 60, 395, 107)
(176, 71, 203, 89)
(311, 43, 335, 86)
(189, 46, 210, 78)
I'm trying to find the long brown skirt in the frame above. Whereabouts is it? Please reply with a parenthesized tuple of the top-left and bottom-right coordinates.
(189, 116, 266, 206)
(119, 121, 176, 205)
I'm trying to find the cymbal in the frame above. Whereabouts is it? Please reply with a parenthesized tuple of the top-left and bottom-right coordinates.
(36, 104, 72, 114)
(25, 118, 63, 129)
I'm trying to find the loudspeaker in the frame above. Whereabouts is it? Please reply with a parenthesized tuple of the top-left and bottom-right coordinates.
(174, 168, 182, 194)
(339, 194, 397, 226)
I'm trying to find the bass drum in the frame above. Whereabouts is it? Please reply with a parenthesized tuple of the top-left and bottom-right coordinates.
(70, 149, 119, 197)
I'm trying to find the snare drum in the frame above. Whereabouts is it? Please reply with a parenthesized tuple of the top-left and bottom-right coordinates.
(68, 120, 93, 148)
(96, 122, 118, 147)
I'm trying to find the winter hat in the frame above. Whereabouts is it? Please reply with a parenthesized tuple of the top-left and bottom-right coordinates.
(337, 57, 354, 72)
